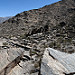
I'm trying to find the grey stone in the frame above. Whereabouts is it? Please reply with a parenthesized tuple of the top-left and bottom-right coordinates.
(0, 48, 24, 75)
(41, 48, 75, 75)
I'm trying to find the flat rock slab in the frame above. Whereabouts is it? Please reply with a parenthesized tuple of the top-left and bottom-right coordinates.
(0, 48, 24, 74)
(8, 61, 35, 75)
(41, 48, 75, 75)
(8, 51, 38, 75)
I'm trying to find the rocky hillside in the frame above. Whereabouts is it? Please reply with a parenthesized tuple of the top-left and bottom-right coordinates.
(0, 0, 75, 52)
(0, 0, 75, 36)
(0, 0, 75, 75)
(0, 17, 12, 23)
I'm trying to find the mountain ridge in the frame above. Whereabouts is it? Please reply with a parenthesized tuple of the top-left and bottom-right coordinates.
(0, 0, 75, 37)
(0, 0, 74, 53)
(0, 16, 12, 23)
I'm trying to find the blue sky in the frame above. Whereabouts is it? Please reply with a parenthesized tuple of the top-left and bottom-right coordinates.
(0, 0, 61, 17)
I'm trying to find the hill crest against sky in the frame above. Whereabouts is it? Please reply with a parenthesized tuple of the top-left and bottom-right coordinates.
(0, 0, 61, 17)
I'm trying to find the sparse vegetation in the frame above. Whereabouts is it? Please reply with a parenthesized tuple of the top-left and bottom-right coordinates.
(3, 42, 8, 46)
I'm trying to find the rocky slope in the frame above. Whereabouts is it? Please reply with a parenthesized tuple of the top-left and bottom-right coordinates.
(0, 0, 75, 53)
(0, 0, 75, 75)
(0, 0, 75, 37)
(0, 17, 12, 23)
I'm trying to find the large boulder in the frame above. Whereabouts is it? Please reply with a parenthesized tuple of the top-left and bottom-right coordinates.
(41, 48, 75, 75)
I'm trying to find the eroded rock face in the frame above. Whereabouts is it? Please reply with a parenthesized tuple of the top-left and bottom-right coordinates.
(41, 48, 75, 75)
